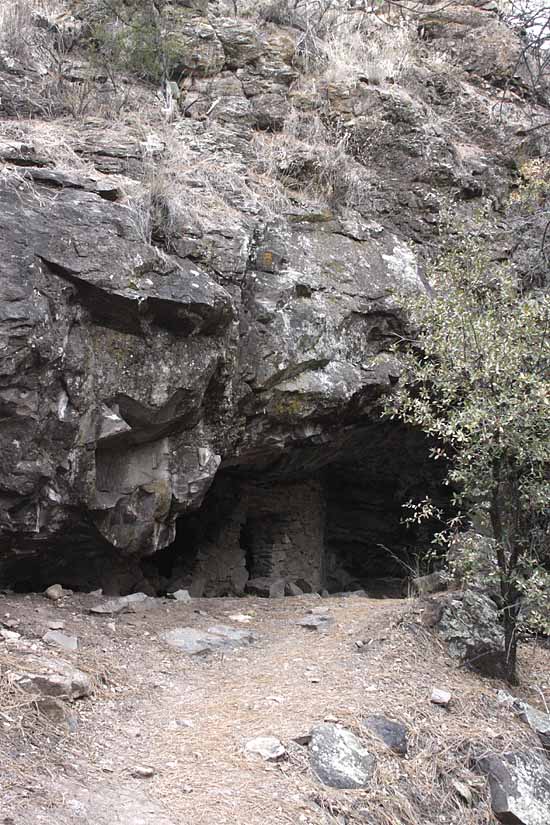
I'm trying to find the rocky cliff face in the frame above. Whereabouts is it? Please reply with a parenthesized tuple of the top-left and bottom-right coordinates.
(0, 0, 548, 594)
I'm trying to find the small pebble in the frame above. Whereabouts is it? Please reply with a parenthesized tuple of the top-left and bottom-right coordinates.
(132, 766, 155, 778)
(431, 688, 452, 707)
(48, 621, 65, 630)
(245, 736, 286, 761)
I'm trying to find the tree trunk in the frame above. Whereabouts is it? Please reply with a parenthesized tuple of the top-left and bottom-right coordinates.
(503, 608, 519, 685)
(490, 475, 520, 685)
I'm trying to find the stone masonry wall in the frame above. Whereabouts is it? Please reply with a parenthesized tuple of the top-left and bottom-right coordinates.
(193, 479, 325, 595)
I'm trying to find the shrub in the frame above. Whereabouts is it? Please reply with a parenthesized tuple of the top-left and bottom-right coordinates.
(384, 225, 550, 683)
(78, 0, 176, 84)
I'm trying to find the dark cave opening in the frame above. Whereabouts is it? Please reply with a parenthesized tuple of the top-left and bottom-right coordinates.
(149, 421, 452, 599)
(0, 422, 452, 599)
(0, 523, 154, 597)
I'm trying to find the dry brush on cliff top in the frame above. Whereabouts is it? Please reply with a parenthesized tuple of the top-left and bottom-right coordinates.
(1, 0, 548, 232)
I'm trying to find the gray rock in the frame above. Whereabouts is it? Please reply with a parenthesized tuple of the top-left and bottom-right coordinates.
(11, 654, 91, 699)
(90, 593, 150, 615)
(42, 630, 78, 651)
(309, 724, 376, 789)
(21, 167, 121, 201)
(363, 715, 408, 755)
(161, 625, 258, 654)
(212, 18, 265, 68)
(45, 584, 63, 601)
(245, 577, 285, 598)
(409, 571, 447, 597)
(297, 615, 334, 630)
(1, 628, 20, 641)
(169, 589, 192, 602)
(245, 736, 286, 761)
(431, 688, 452, 707)
(0, 179, 232, 560)
(514, 702, 550, 752)
(435, 590, 507, 678)
(250, 92, 288, 130)
(499, 694, 550, 752)
(285, 581, 303, 597)
(295, 579, 315, 594)
(476, 751, 550, 825)
(0, 139, 49, 166)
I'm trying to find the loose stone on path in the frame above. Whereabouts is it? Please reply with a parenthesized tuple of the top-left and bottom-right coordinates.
(42, 630, 78, 651)
(309, 724, 376, 789)
(161, 625, 258, 655)
(245, 736, 286, 761)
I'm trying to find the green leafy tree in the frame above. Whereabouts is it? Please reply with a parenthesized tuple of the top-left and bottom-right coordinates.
(384, 236, 550, 684)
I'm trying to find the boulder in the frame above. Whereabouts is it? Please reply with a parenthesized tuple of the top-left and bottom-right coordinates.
(309, 724, 376, 789)
(363, 715, 408, 755)
(285, 581, 303, 597)
(45, 584, 63, 601)
(168, 589, 192, 602)
(476, 751, 550, 825)
(499, 693, 550, 753)
(434, 590, 507, 678)
(245, 577, 285, 598)
(212, 18, 265, 68)
(297, 615, 334, 630)
(161, 625, 258, 654)
(0, 179, 232, 561)
(9, 654, 92, 700)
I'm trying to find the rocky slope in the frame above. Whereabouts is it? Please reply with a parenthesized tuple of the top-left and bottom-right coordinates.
(0, 0, 548, 594)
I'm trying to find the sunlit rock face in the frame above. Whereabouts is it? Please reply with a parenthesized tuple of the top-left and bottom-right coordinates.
(0, 0, 542, 591)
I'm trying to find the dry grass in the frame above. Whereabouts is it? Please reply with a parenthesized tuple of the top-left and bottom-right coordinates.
(234, 0, 417, 86)
(120, 130, 257, 248)
(319, 16, 416, 86)
(0, 0, 69, 70)
(252, 108, 371, 210)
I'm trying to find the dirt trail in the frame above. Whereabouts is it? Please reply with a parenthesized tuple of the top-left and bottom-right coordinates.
(2, 592, 549, 825)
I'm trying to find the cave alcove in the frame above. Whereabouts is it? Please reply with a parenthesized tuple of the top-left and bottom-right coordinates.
(153, 420, 452, 598)
(0, 422, 452, 598)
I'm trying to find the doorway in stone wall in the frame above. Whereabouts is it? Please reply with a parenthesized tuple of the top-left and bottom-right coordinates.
(240, 515, 278, 580)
